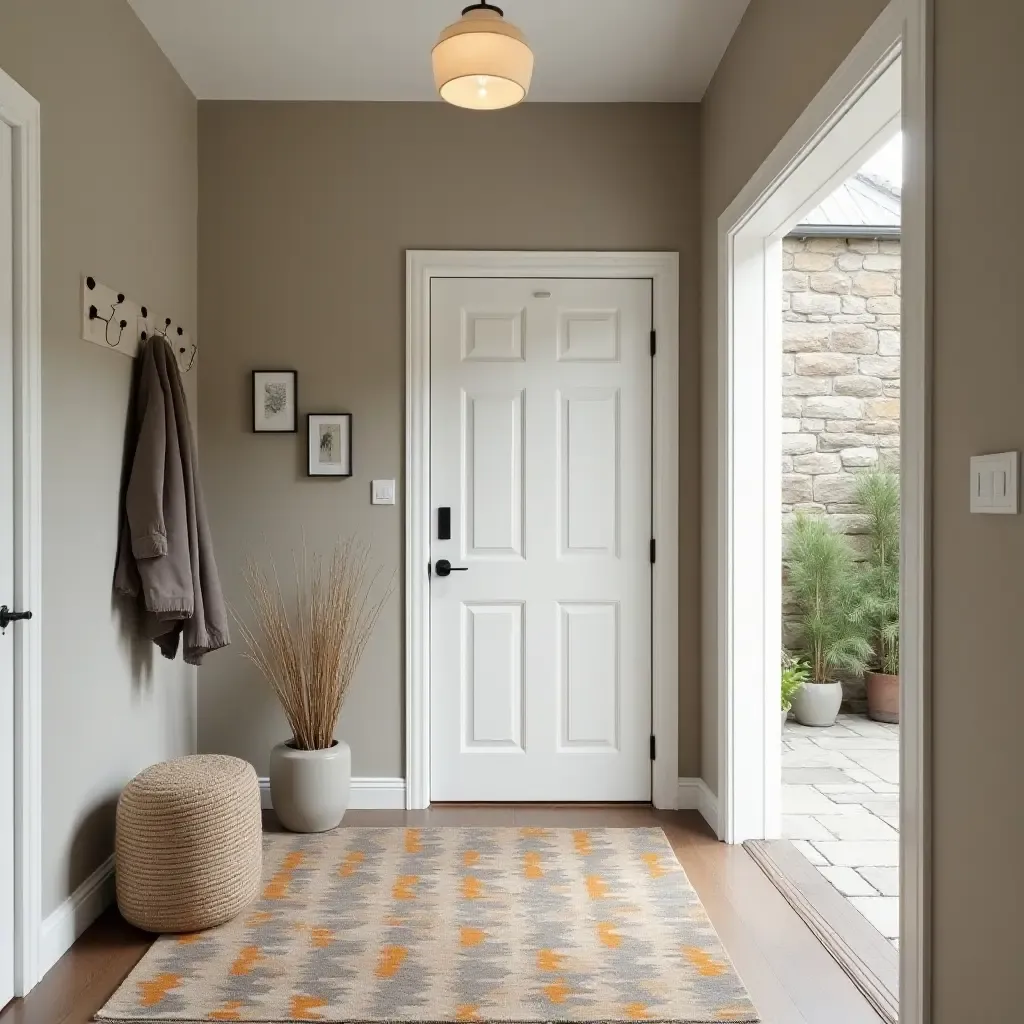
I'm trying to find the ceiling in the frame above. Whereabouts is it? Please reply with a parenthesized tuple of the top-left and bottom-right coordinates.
(128, 0, 751, 103)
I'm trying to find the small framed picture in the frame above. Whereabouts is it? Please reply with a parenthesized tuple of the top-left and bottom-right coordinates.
(307, 413, 352, 477)
(252, 370, 297, 432)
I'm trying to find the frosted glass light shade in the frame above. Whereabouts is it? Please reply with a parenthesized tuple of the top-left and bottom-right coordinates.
(432, 6, 534, 110)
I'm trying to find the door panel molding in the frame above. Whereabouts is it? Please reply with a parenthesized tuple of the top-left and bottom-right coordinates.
(406, 251, 679, 810)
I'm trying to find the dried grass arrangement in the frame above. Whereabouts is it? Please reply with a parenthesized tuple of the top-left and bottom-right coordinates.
(233, 540, 393, 751)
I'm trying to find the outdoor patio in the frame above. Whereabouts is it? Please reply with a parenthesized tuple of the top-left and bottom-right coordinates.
(782, 713, 900, 947)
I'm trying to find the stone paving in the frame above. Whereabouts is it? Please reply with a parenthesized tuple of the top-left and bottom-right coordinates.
(782, 712, 900, 947)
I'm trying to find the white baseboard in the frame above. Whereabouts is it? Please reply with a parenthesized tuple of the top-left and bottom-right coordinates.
(34, 777, 404, 982)
(258, 777, 407, 812)
(677, 777, 719, 835)
(38, 853, 116, 979)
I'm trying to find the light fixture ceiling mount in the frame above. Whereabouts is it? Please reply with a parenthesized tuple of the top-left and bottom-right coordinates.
(432, 2, 534, 111)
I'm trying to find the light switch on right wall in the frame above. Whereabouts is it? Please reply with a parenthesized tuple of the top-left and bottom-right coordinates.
(970, 452, 1020, 514)
(371, 479, 396, 505)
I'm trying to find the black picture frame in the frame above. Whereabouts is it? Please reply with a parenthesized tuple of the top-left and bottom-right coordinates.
(252, 369, 298, 433)
(307, 413, 353, 477)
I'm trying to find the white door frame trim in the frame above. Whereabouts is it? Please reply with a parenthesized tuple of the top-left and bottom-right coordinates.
(716, 2, 904, 843)
(406, 250, 680, 811)
(0, 65, 43, 997)
(713, 1, 930, 1022)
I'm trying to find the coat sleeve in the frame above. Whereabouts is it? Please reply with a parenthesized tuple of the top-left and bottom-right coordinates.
(125, 343, 169, 559)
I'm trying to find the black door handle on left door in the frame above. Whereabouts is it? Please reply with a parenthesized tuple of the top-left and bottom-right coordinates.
(0, 605, 33, 632)
(433, 559, 468, 578)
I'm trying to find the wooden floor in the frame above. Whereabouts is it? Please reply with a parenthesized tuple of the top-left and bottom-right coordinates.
(0, 807, 883, 1024)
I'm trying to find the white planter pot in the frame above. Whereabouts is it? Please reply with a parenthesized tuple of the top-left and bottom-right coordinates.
(782, 707, 790, 733)
(269, 739, 351, 833)
(791, 681, 843, 728)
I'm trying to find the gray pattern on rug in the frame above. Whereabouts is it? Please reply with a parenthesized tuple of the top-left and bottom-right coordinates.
(97, 827, 759, 1023)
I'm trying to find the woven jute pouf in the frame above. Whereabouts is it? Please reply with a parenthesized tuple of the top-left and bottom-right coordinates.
(115, 754, 262, 934)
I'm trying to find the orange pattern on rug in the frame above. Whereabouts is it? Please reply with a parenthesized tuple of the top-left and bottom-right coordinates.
(98, 828, 759, 1023)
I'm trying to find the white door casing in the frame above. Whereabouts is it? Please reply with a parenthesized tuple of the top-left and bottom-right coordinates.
(429, 278, 652, 802)
(713, 1, 931, 1021)
(716, 15, 903, 844)
(0, 117, 15, 1011)
(406, 251, 679, 811)
(0, 63, 42, 998)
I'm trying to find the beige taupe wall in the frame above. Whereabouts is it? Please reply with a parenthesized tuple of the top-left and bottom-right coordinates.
(197, 102, 702, 779)
(703, 0, 1024, 1019)
(0, 0, 197, 915)
(931, 2, 1024, 1016)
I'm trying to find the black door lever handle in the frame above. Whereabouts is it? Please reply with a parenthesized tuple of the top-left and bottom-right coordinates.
(434, 559, 469, 578)
(0, 605, 33, 630)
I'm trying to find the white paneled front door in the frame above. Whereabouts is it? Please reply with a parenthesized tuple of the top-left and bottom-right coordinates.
(429, 277, 652, 801)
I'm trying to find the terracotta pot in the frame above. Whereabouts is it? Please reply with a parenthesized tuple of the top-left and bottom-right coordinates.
(866, 672, 900, 723)
(791, 680, 842, 727)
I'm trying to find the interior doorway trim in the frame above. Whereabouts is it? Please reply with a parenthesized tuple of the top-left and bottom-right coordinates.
(712, 1, 930, 1022)
(0, 65, 43, 996)
(406, 250, 680, 812)
(715, 1, 904, 843)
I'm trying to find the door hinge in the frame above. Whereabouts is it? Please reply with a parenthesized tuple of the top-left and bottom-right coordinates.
(650, 329, 656, 357)
(650, 538, 656, 564)
(427, 561, 432, 578)
(650, 735, 656, 761)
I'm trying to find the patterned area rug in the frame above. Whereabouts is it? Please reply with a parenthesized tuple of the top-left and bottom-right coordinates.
(98, 827, 758, 1023)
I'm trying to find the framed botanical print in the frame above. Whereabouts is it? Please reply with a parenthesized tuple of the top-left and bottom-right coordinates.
(307, 413, 353, 477)
(252, 370, 298, 432)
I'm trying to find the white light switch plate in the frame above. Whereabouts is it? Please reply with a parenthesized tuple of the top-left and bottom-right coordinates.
(970, 452, 1019, 514)
(371, 479, 396, 505)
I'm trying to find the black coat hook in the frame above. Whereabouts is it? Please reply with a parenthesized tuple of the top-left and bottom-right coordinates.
(88, 290, 128, 349)
(178, 342, 197, 373)
(139, 320, 197, 373)
(87, 276, 197, 372)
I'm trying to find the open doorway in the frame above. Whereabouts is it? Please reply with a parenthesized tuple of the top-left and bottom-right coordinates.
(780, 133, 902, 948)
(772, 134, 904, 1018)
(713, 2, 930, 1022)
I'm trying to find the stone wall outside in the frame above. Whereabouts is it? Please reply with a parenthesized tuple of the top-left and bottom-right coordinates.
(782, 235, 901, 688)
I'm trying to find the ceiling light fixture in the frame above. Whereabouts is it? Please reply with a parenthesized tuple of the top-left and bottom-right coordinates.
(432, 3, 534, 111)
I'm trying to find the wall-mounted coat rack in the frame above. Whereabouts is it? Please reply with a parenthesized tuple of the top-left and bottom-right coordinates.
(80, 276, 197, 372)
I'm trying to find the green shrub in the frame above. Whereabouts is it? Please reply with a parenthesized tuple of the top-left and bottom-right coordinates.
(786, 513, 872, 684)
(856, 470, 900, 675)
(781, 651, 810, 711)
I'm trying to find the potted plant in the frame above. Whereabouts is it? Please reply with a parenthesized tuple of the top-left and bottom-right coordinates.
(856, 471, 900, 723)
(785, 513, 872, 727)
(235, 540, 392, 832)
(781, 651, 809, 731)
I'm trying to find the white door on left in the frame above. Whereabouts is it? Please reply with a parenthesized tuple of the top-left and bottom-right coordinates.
(0, 118, 16, 1011)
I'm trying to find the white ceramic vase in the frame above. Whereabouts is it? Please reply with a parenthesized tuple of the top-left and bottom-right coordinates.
(269, 739, 351, 833)
(791, 680, 843, 727)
